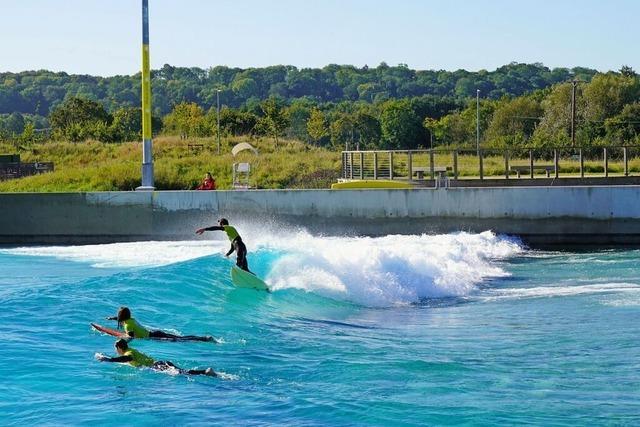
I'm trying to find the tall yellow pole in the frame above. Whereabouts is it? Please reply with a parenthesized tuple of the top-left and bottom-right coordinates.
(137, 0, 154, 190)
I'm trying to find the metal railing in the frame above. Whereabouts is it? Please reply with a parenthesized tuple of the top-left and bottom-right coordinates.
(341, 147, 640, 181)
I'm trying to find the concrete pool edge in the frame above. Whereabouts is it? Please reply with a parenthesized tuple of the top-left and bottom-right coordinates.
(1, 187, 639, 246)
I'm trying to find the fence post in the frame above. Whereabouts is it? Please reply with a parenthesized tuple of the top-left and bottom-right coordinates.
(554, 149, 559, 178)
(529, 150, 534, 179)
(453, 150, 458, 180)
(604, 147, 608, 178)
(504, 151, 510, 179)
(350, 152, 354, 179)
(408, 150, 413, 180)
(372, 152, 378, 180)
(429, 150, 435, 180)
(579, 148, 584, 178)
(479, 150, 484, 180)
(359, 152, 364, 179)
(624, 147, 629, 177)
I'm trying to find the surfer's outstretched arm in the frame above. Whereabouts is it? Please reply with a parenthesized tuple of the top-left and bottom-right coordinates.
(195, 225, 224, 235)
(95, 354, 133, 363)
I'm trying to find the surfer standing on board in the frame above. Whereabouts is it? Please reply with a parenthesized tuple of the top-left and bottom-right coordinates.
(95, 339, 217, 376)
(196, 218, 251, 273)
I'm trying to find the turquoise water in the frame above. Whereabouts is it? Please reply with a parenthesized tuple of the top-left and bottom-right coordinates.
(1, 229, 640, 425)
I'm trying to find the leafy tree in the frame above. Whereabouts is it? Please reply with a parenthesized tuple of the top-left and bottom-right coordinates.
(485, 96, 543, 147)
(216, 107, 258, 136)
(307, 108, 329, 145)
(604, 102, 640, 143)
(111, 107, 142, 141)
(379, 99, 424, 149)
(258, 97, 289, 148)
(330, 112, 356, 150)
(163, 102, 207, 138)
(49, 97, 111, 142)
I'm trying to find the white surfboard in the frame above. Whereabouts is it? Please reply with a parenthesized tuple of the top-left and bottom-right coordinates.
(230, 265, 270, 291)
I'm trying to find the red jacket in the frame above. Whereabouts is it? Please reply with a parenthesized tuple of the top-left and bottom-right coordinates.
(196, 178, 216, 190)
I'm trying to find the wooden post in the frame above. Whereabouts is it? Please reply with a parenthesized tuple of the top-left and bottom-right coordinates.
(373, 152, 378, 180)
(453, 150, 458, 180)
(408, 151, 413, 181)
(554, 149, 559, 178)
(359, 152, 364, 179)
(604, 147, 608, 178)
(479, 150, 484, 180)
(429, 150, 435, 180)
(504, 151, 509, 179)
(389, 152, 394, 180)
(624, 147, 629, 177)
(579, 148, 584, 178)
(529, 150, 534, 179)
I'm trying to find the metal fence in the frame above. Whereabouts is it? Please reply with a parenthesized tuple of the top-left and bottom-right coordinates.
(0, 162, 55, 181)
(341, 147, 640, 181)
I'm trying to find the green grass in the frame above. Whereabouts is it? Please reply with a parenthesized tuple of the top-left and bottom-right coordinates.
(0, 136, 341, 192)
(1, 139, 638, 192)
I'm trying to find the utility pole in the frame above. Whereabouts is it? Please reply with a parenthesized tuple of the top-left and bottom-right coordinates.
(216, 89, 221, 154)
(137, 0, 154, 190)
(476, 89, 480, 156)
(571, 79, 578, 146)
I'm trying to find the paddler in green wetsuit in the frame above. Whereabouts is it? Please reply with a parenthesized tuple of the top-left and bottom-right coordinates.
(106, 307, 216, 342)
(196, 218, 251, 272)
(95, 338, 217, 376)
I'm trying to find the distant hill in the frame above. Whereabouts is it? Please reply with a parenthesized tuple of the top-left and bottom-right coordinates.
(0, 62, 597, 116)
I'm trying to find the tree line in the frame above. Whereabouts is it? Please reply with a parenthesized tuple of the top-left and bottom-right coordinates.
(3, 63, 640, 149)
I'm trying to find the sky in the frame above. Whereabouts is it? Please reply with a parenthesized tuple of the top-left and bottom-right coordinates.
(1, 0, 637, 76)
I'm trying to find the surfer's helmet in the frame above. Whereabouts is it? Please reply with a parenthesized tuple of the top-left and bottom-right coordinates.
(218, 218, 229, 226)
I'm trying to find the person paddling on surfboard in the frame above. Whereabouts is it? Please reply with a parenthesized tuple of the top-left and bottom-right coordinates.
(95, 339, 217, 377)
(106, 307, 216, 342)
(196, 218, 251, 273)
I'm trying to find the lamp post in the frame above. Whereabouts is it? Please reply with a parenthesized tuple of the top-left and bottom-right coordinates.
(136, 0, 154, 190)
(571, 79, 578, 146)
(476, 89, 480, 156)
(216, 89, 221, 155)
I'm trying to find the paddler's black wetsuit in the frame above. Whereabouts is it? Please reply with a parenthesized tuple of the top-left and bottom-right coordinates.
(203, 224, 250, 272)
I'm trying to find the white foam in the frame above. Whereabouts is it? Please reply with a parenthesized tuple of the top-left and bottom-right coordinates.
(0, 241, 225, 268)
(1, 230, 523, 306)
(258, 230, 523, 306)
(482, 282, 640, 301)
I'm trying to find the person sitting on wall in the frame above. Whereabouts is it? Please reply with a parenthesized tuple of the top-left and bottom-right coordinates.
(196, 172, 216, 190)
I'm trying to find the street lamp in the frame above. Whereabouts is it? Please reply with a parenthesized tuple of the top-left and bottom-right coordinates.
(216, 89, 221, 155)
(476, 89, 480, 156)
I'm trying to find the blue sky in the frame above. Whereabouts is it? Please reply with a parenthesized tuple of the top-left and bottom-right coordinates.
(1, 0, 637, 76)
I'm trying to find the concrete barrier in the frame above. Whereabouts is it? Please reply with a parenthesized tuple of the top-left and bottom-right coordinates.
(1, 186, 640, 246)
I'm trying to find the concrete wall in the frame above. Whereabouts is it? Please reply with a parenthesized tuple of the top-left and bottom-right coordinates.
(2, 186, 640, 245)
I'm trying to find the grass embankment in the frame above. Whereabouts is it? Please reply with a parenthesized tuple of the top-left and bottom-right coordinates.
(0, 137, 341, 192)
(2, 140, 637, 192)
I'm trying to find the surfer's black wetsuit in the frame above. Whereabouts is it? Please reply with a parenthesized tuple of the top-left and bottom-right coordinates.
(203, 225, 250, 272)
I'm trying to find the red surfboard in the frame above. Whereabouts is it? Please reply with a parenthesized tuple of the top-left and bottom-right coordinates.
(91, 323, 129, 338)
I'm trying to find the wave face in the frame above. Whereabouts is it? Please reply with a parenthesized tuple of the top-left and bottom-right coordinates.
(1, 230, 523, 306)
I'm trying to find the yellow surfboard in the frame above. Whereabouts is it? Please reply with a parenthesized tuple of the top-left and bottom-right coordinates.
(230, 266, 270, 291)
